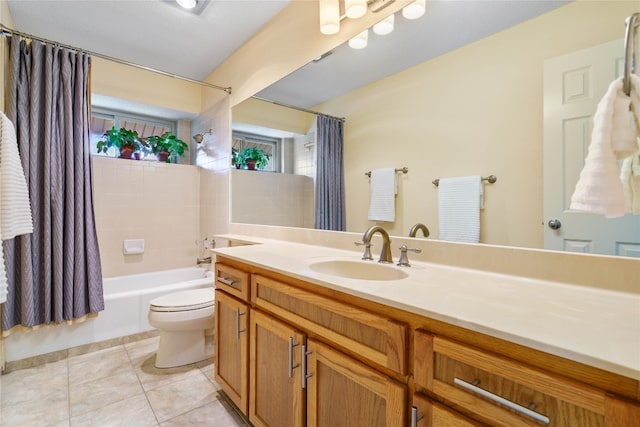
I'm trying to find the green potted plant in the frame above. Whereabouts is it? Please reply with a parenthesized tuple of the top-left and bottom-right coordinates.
(232, 147, 244, 169)
(241, 146, 270, 170)
(146, 131, 189, 163)
(96, 126, 146, 160)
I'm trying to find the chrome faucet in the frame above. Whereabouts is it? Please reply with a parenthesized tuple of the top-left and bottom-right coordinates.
(360, 226, 393, 264)
(197, 256, 212, 265)
(409, 223, 430, 238)
(397, 245, 422, 267)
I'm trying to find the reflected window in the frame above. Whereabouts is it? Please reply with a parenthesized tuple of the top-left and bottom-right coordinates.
(232, 131, 279, 172)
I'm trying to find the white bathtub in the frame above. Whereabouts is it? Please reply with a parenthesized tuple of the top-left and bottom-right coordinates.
(4, 267, 213, 362)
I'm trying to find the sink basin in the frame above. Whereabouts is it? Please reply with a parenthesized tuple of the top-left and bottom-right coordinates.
(308, 260, 408, 281)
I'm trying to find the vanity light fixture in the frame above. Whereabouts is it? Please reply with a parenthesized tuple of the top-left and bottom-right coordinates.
(320, 0, 341, 35)
(372, 13, 394, 35)
(348, 29, 369, 49)
(176, 0, 197, 9)
(345, 0, 368, 19)
(402, 0, 426, 20)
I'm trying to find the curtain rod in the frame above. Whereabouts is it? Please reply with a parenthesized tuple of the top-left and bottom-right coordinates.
(0, 23, 232, 94)
(251, 96, 345, 122)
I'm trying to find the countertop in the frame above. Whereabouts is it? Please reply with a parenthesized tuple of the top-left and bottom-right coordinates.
(212, 237, 640, 381)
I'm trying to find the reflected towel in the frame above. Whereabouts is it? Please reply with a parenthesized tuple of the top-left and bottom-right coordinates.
(438, 176, 481, 243)
(570, 76, 640, 217)
(0, 112, 34, 303)
(368, 168, 396, 222)
(621, 147, 640, 215)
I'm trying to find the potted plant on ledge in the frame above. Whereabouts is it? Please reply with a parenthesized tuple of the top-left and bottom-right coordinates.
(241, 146, 270, 170)
(147, 132, 189, 163)
(232, 147, 244, 169)
(96, 126, 146, 160)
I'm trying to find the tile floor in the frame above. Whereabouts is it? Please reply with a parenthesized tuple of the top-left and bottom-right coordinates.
(0, 336, 250, 426)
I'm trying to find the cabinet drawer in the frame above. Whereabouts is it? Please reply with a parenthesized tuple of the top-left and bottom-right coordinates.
(414, 332, 606, 427)
(251, 274, 407, 375)
(215, 263, 250, 301)
(412, 393, 484, 427)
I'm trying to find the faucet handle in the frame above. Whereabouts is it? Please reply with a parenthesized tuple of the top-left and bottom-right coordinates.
(397, 245, 422, 267)
(354, 241, 374, 260)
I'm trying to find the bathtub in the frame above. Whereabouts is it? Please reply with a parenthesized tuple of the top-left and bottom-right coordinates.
(4, 267, 213, 362)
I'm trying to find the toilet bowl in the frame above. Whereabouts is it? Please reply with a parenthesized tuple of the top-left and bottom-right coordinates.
(148, 287, 215, 368)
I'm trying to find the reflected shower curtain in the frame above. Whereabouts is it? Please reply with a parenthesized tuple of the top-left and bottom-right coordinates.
(2, 37, 104, 333)
(315, 115, 346, 231)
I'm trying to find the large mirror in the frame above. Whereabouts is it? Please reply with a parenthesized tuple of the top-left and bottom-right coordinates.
(231, 1, 640, 257)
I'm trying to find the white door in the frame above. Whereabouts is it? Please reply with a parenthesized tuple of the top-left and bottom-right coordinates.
(543, 39, 640, 257)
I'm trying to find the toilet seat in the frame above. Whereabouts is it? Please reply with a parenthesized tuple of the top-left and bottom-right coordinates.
(150, 288, 214, 312)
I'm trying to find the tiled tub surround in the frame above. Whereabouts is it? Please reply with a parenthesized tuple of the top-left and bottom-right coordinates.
(0, 335, 249, 427)
(212, 237, 640, 382)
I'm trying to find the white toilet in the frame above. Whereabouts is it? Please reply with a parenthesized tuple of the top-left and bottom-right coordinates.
(148, 287, 215, 368)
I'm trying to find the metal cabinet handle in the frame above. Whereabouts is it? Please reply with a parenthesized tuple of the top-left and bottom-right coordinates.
(410, 406, 424, 427)
(454, 378, 550, 424)
(217, 276, 236, 286)
(288, 337, 300, 378)
(235, 308, 246, 339)
(301, 344, 313, 389)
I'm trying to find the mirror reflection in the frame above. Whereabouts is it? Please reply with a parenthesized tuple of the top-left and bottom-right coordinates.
(231, 1, 640, 258)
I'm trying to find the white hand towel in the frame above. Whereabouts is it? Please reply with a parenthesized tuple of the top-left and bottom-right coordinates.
(368, 168, 396, 222)
(570, 77, 639, 218)
(438, 176, 481, 243)
(621, 149, 640, 215)
(0, 112, 34, 304)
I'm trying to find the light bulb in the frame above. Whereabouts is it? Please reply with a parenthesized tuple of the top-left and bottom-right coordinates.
(402, 0, 426, 20)
(345, 0, 367, 19)
(319, 0, 340, 35)
(176, 0, 197, 9)
(349, 29, 368, 49)
(373, 14, 394, 36)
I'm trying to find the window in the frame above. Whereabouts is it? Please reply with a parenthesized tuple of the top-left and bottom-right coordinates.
(90, 108, 176, 157)
(232, 131, 280, 172)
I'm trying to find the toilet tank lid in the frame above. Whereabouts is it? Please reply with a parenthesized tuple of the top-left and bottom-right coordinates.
(150, 287, 214, 310)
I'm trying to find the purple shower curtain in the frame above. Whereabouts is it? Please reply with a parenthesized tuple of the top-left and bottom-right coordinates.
(2, 36, 104, 331)
(315, 115, 345, 231)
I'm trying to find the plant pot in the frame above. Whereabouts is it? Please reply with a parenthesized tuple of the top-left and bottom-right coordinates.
(157, 151, 169, 162)
(134, 152, 141, 160)
(119, 146, 135, 159)
(246, 160, 256, 170)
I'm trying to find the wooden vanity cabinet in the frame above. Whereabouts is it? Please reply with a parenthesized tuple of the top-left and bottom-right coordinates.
(214, 289, 249, 415)
(412, 393, 485, 427)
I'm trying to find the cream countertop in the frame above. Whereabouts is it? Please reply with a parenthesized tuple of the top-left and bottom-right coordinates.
(211, 238, 640, 382)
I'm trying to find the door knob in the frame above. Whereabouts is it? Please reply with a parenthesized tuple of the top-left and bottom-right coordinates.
(547, 219, 562, 230)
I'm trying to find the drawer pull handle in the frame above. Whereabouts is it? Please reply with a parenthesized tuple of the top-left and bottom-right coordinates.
(454, 378, 550, 425)
(217, 276, 236, 286)
(411, 406, 424, 427)
(288, 337, 300, 378)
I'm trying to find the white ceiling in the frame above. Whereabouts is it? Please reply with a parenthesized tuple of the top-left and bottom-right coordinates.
(7, 0, 569, 110)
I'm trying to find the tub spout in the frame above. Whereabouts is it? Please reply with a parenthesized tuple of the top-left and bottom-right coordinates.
(197, 256, 212, 265)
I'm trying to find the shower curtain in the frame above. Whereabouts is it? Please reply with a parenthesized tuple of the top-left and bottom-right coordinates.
(315, 115, 346, 231)
(2, 36, 104, 333)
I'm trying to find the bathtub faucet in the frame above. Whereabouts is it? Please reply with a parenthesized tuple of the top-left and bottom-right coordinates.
(197, 256, 212, 265)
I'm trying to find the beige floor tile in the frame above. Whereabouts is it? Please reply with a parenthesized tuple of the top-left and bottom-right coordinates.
(1, 387, 69, 427)
(159, 399, 248, 426)
(0, 359, 68, 392)
(69, 369, 144, 417)
(145, 371, 218, 422)
(133, 354, 208, 393)
(124, 336, 160, 366)
(68, 346, 132, 385)
(70, 393, 158, 427)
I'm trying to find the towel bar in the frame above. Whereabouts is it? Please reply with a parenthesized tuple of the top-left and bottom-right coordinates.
(432, 175, 497, 187)
(365, 167, 408, 177)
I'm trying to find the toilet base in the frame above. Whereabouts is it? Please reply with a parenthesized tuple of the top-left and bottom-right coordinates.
(155, 330, 208, 368)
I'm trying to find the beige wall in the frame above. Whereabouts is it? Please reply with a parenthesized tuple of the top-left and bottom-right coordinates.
(314, 1, 638, 248)
(92, 156, 201, 277)
(231, 169, 314, 228)
(233, 98, 314, 135)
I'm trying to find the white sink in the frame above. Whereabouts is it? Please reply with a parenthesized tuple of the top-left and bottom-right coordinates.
(308, 260, 408, 281)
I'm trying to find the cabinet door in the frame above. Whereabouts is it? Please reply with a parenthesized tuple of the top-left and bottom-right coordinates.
(250, 310, 305, 427)
(306, 339, 406, 427)
(215, 289, 249, 415)
(412, 393, 484, 427)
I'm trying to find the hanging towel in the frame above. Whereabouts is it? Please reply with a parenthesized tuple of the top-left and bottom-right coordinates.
(570, 75, 640, 217)
(368, 168, 396, 222)
(438, 176, 482, 243)
(0, 112, 34, 304)
(621, 147, 640, 215)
